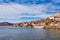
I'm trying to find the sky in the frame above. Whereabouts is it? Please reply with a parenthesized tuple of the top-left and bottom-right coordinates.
(0, 0, 60, 23)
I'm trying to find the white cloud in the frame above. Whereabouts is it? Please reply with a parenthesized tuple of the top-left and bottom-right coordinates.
(0, 3, 47, 19)
(0, 3, 60, 22)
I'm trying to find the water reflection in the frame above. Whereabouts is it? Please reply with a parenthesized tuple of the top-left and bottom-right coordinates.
(0, 26, 60, 40)
(47, 29, 60, 40)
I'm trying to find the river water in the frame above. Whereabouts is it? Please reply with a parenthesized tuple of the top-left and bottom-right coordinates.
(0, 26, 60, 40)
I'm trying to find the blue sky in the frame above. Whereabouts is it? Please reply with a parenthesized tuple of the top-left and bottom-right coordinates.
(0, 0, 60, 23)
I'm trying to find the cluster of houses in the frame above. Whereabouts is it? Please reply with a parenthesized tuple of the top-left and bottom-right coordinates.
(13, 20, 45, 28)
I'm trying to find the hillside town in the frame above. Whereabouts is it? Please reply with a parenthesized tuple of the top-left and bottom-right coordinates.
(13, 12, 60, 28)
(0, 12, 60, 29)
(45, 12, 60, 28)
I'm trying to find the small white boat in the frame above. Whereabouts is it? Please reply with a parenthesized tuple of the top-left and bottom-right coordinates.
(34, 26, 45, 28)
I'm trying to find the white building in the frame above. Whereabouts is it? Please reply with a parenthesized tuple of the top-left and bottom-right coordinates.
(54, 12, 60, 21)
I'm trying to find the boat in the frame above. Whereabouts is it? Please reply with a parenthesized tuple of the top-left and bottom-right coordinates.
(34, 26, 45, 29)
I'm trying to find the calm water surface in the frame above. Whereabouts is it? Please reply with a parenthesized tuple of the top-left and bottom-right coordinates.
(0, 26, 60, 40)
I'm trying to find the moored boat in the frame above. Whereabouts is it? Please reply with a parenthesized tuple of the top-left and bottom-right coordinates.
(34, 26, 45, 28)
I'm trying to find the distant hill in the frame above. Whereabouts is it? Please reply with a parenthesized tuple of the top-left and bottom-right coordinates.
(0, 22, 13, 26)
